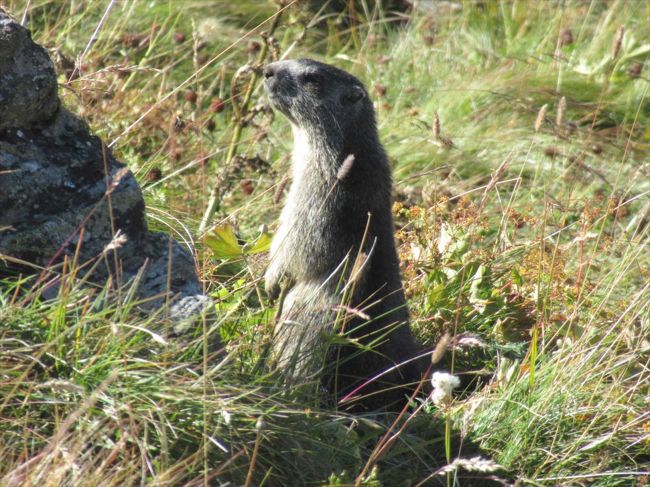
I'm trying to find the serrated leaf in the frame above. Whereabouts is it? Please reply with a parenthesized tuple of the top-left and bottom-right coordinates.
(205, 224, 242, 259)
(244, 231, 272, 255)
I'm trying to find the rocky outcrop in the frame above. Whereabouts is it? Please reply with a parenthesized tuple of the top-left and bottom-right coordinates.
(0, 14, 59, 130)
(0, 11, 210, 323)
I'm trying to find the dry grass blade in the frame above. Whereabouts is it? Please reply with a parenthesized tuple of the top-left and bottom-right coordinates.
(332, 304, 370, 320)
(480, 154, 511, 208)
(106, 167, 130, 195)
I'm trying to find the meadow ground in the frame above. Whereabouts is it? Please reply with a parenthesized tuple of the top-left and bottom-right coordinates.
(1, 1, 649, 485)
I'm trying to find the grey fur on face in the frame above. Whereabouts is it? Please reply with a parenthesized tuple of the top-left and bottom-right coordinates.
(264, 59, 371, 158)
(264, 59, 419, 411)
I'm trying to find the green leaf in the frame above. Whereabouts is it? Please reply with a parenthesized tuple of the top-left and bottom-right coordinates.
(205, 224, 242, 260)
(511, 267, 523, 286)
(622, 43, 650, 61)
(244, 231, 272, 255)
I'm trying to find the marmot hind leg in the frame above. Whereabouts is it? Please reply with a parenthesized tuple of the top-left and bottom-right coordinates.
(271, 282, 337, 383)
(272, 282, 417, 411)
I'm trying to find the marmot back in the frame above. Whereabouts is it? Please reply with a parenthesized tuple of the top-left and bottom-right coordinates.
(263, 59, 419, 411)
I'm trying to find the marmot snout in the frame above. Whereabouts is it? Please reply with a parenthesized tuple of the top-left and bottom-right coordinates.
(264, 59, 419, 411)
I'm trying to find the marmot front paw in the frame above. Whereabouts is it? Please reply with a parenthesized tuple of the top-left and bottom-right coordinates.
(264, 266, 282, 302)
(265, 279, 281, 302)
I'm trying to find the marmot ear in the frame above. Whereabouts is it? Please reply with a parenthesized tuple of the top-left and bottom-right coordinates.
(342, 85, 365, 105)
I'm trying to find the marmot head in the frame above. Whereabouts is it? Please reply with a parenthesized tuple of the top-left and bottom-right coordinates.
(263, 59, 375, 145)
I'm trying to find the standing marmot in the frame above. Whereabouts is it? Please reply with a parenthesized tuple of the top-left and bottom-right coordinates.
(263, 59, 418, 410)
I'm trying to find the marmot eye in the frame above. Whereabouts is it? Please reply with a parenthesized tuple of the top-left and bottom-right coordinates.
(299, 72, 322, 85)
(342, 85, 365, 105)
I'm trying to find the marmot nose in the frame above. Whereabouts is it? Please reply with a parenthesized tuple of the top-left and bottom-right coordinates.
(263, 65, 276, 79)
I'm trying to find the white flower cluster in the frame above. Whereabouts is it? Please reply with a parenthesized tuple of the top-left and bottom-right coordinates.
(430, 371, 461, 406)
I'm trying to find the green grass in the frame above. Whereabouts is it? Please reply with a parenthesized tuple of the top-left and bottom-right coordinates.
(1, 0, 649, 485)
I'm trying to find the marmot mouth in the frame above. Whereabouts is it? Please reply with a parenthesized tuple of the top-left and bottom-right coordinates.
(265, 90, 297, 124)
(263, 79, 281, 103)
(266, 91, 284, 111)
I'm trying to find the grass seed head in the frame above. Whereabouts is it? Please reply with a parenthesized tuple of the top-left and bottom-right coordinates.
(437, 456, 503, 475)
(432, 111, 441, 139)
(107, 167, 130, 195)
(556, 96, 566, 127)
(172, 31, 185, 43)
(611, 26, 625, 59)
(336, 154, 355, 181)
(273, 176, 289, 204)
(534, 103, 548, 132)
(103, 230, 128, 253)
(559, 28, 573, 47)
(431, 333, 450, 364)
(628, 62, 642, 78)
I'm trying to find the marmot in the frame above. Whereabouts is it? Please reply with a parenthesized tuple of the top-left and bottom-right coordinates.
(263, 59, 419, 410)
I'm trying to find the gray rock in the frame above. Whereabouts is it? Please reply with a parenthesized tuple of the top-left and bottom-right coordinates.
(0, 13, 59, 130)
(0, 11, 212, 325)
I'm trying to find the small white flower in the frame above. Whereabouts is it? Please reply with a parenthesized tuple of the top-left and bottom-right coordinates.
(197, 18, 223, 43)
(430, 387, 449, 406)
(221, 410, 231, 425)
(196, 18, 240, 44)
(430, 371, 461, 406)
(431, 371, 461, 393)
